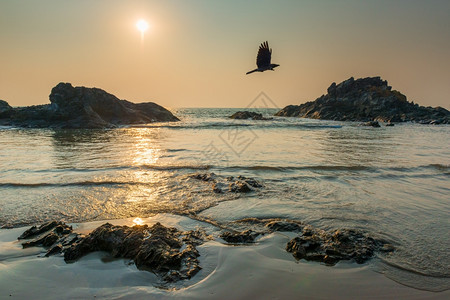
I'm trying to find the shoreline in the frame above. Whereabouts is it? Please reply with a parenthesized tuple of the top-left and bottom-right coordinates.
(1, 214, 448, 299)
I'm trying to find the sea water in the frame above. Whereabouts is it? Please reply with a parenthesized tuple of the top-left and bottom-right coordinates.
(0, 108, 448, 291)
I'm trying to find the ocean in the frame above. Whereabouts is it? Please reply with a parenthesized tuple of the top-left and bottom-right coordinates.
(0, 108, 449, 292)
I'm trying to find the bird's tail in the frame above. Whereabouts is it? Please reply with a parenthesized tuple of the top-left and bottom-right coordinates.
(246, 69, 258, 75)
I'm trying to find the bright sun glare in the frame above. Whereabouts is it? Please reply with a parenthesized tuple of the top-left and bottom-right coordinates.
(136, 19, 149, 33)
(133, 217, 144, 226)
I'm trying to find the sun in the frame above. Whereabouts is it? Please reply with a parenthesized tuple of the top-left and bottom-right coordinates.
(136, 19, 149, 33)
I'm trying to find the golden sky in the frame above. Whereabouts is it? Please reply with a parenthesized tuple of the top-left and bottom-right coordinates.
(1, 0, 449, 109)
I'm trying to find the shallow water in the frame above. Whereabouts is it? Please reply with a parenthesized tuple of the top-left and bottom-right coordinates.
(0, 108, 449, 291)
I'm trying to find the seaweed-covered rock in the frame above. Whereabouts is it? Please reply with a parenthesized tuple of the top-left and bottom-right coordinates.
(275, 76, 450, 124)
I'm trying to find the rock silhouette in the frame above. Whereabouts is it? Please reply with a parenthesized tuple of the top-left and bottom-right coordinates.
(275, 76, 450, 124)
(0, 83, 179, 128)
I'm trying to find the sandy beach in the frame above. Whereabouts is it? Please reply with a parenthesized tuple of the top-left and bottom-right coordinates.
(1, 214, 447, 300)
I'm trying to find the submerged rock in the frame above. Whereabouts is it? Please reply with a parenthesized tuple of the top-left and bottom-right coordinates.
(275, 76, 450, 124)
(224, 218, 305, 239)
(0, 83, 179, 128)
(189, 173, 263, 194)
(229, 111, 272, 120)
(227, 218, 305, 234)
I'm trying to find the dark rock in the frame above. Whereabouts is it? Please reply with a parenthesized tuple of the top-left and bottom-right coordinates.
(18, 221, 77, 256)
(22, 232, 59, 248)
(229, 181, 252, 193)
(64, 222, 205, 281)
(19, 221, 208, 284)
(286, 227, 393, 265)
(385, 123, 395, 127)
(189, 173, 262, 194)
(220, 230, 259, 244)
(362, 121, 381, 127)
(0, 100, 12, 118)
(221, 218, 395, 265)
(227, 218, 305, 235)
(323, 255, 339, 265)
(41, 232, 80, 257)
(182, 228, 212, 246)
(212, 183, 224, 193)
(59, 233, 81, 246)
(18, 221, 66, 240)
(237, 175, 263, 188)
(265, 220, 304, 232)
(0, 83, 179, 128)
(45, 244, 63, 257)
(189, 173, 217, 182)
(229, 111, 273, 120)
(275, 76, 450, 124)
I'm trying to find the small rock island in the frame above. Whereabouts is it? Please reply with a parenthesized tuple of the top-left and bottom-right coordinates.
(229, 111, 272, 120)
(0, 83, 179, 128)
(275, 76, 449, 124)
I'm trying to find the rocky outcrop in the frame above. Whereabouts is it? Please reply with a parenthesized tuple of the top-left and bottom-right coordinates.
(18, 221, 81, 256)
(64, 222, 205, 281)
(227, 217, 394, 265)
(229, 111, 272, 120)
(0, 83, 179, 128)
(286, 226, 394, 265)
(18, 221, 209, 283)
(0, 100, 12, 118)
(19, 217, 395, 287)
(189, 173, 263, 193)
(275, 77, 450, 124)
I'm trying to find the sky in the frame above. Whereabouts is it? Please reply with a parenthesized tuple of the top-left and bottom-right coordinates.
(1, 0, 449, 109)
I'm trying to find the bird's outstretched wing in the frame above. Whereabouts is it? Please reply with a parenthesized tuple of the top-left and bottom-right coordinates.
(256, 41, 272, 69)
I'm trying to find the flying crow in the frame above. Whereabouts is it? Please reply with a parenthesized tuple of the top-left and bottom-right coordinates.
(246, 41, 279, 75)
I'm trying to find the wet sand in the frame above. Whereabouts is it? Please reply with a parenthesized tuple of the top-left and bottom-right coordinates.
(0, 214, 447, 300)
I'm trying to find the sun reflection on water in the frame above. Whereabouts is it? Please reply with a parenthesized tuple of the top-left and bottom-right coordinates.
(131, 128, 162, 166)
(123, 128, 167, 209)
